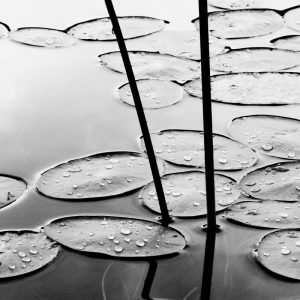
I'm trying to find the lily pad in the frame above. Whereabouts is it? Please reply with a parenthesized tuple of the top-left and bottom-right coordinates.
(271, 35, 300, 51)
(98, 51, 200, 82)
(118, 79, 184, 109)
(37, 151, 164, 200)
(43, 215, 186, 258)
(0, 231, 61, 278)
(194, 10, 283, 39)
(255, 229, 300, 280)
(285, 7, 300, 32)
(140, 129, 257, 170)
(226, 200, 300, 229)
(140, 171, 239, 217)
(211, 48, 300, 72)
(0, 22, 10, 38)
(9, 27, 76, 47)
(209, 0, 261, 9)
(0, 176, 26, 209)
(229, 115, 300, 159)
(151, 31, 226, 60)
(185, 73, 300, 105)
(240, 161, 300, 201)
(66, 16, 167, 41)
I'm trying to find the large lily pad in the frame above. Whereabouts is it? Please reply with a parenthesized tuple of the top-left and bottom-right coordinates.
(140, 129, 257, 170)
(211, 48, 300, 72)
(9, 27, 76, 47)
(0, 22, 9, 38)
(285, 7, 300, 32)
(140, 171, 239, 217)
(0, 176, 26, 209)
(37, 151, 164, 200)
(194, 10, 283, 39)
(228, 115, 300, 159)
(44, 215, 186, 258)
(98, 51, 200, 82)
(66, 16, 167, 41)
(226, 201, 300, 229)
(271, 35, 300, 51)
(117, 79, 184, 109)
(255, 229, 300, 280)
(0, 231, 61, 278)
(184, 73, 300, 105)
(209, 0, 261, 9)
(240, 161, 300, 201)
(151, 31, 226, 60)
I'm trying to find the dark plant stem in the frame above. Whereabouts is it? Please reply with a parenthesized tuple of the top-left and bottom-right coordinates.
(104, 0, 172, 225)
(198, 0, 217, 298)
(141, 260, 157, 300)
(198, 0, 217, 233)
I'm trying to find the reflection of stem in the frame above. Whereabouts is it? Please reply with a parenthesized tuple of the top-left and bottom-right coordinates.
(102, 262, 114, 300)
(141, 260, 157, 300)
(200, 230, 216, 300)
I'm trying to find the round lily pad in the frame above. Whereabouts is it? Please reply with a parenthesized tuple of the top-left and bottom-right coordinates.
(285, 7, 300, 32)
(98, 51, 200, 82)
(271, 35, 300, 51)
(209, 0, 261, 9)
(199, 10, 283, 39)
(226, 201, 300, 229)
(0, 22, 10, 38)
(185, 73, 300, 105)
(255, 229, 300, 280)
(66, 16, 167, 41)
(0, 231, 61, 278)
(9, 27, 76, 47)
(140, 129, 257, 170)
(240, 161, 300, 201)
(0, 175, 26, 209)
(151, 31, 226, 60)
(118, 79, 184, 109)
(43, 215, 186, 258)
(229, 115, 300, 159)
(37, 151, 165, 200)
(211, 48, 300, 72)
(140, 171, 239, 217)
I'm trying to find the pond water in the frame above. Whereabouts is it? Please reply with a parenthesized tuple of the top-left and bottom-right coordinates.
(1, 0, 300, 299)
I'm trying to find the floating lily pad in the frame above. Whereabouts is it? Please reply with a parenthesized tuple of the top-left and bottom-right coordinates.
(193, 10, 283, 39)
(140, 171, 239, 217)
(98, 51, 200, 82)
(0, 231, 61, 278)
(118, 79, 183, 109)
(271, 35, 300, 51)
(37, 151, 164, 200)
(229, 115, 300, 159)
(44, 215, 186, 258)
(9, 27, 76, 47)
(66, 16, 167, 41)
(240, 161, 300, 201)
(0, 22, 10, 38)
(209, 0, 261, 9)
(151, 31, 226, 60)
(285, 7, 300, 32)
(211, 48, 300, 72)
(140, 129, 257, 170)
(185, 73, 300, 105)
(0, 176, 26, 209)
(226, 201, 300, 229)
(255, 229, 300, 280)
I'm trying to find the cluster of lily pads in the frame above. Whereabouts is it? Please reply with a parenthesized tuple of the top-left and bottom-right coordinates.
(2, 0, 300, 285)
